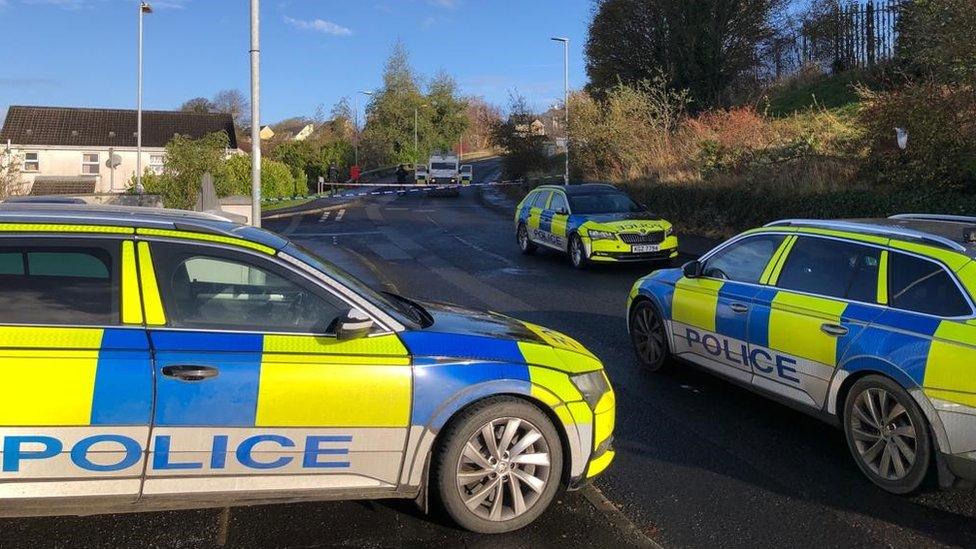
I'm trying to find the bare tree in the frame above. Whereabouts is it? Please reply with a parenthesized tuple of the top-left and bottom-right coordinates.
(180, 97, 213, 113)
(0, 150, 24, 199)
(464, 97, 502, 151)
(211, 89, 251, 128)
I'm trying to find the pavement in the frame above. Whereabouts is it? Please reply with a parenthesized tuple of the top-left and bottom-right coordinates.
(4, 157, 975, 548)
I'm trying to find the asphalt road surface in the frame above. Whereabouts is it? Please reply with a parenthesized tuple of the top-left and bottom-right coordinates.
(3, 158, 975, 548)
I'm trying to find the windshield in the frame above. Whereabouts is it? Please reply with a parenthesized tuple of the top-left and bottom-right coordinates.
(431, 162, 457, 171)
(283, 242, 425, 329)
(568, 192, 644, 215)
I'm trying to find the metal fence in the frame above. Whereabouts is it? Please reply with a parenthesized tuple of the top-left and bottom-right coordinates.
(773, 0, 905, 77)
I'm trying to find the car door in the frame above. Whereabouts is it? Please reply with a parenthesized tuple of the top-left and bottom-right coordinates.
(527, 190, 553, 247)
(0, 237, 152, 503)
(546, 190, 571, 252)
(137, 240, 412, 498)
(754, 235, 884, 408)
(670, 233, 786, 384)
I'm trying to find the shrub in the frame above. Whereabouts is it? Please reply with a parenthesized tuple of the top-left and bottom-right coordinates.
(139, 132, 229, 210)
(858, 83, 976, 191)
(223, 155, 303, 200)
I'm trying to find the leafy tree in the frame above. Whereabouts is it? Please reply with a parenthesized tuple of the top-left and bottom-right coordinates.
(139, 132, 229, 209)
(362, 39, 426, 166)
(224, 155, 302, 200)
(180, 97, 213, 113)
(425, 71, 470, 154)
(898, 0, 976, 86)
(585, 0, 787, 109)
(492, 93, 551, 180)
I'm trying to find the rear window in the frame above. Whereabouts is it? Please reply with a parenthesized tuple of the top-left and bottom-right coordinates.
(0, 242, 119, 326)
(889, 252, 971, 317)
(776, 237, 881, 302)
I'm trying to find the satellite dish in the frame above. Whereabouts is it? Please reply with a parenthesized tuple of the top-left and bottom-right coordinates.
(106, 154, 122, 168)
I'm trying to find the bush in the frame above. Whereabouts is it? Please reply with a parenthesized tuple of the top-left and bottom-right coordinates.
(139, 132, 229, 210)
(858, 83, 976, 191)
(224, 155, 303, 200)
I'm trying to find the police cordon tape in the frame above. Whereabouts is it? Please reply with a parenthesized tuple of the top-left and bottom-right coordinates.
(261, 177, 563, 204)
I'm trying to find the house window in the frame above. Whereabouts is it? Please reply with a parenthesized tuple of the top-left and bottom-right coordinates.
(149, 154, 165, 175)
(23, 152, 39, 172)
(82, 153, 100, 175)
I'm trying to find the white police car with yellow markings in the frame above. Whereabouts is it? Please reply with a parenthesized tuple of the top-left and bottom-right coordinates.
(515, 184, 678, 269)
(628, 215, 976, 493)
(0, 203, 615, 534)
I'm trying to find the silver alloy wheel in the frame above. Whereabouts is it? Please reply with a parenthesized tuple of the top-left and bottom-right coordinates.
(632, 305, 665, 366)
(455, 417, 551, 522)
(518, 225, 529, 250)
(850, 387, 918, 481)
(570, 237, 583, 266)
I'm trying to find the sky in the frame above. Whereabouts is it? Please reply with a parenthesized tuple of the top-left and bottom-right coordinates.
(0, 0, 594, 125)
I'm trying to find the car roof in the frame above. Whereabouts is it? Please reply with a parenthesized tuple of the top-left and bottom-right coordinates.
(764, 215, 976, 260)
(535, 183, 619, 195)
(0, 203, 288, 251)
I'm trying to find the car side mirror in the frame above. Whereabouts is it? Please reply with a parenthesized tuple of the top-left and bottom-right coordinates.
(682, 260, 702, 278)
(336, 308, 374, 341)
(556, 208, 569, 215)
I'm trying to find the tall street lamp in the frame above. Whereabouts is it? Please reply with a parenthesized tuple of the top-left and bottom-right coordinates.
(249, 0, 261, 226)
(136, 2, 152, 193)
(551, 36, 569, 185)
(355, 90, 373, 168)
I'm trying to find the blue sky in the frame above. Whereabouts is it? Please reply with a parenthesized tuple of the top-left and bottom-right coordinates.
(0, 0, 593, 125)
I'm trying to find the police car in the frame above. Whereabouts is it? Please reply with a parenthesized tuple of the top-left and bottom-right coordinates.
(515, 184, 678, 269)
(0, 203, 615, 534)
(628, 215, 976, 493)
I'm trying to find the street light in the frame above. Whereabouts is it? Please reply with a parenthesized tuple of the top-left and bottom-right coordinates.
(135, 2, 152, 194)
(415, 103, 429, 163)
(551, 36, 569, 185)
(354, 90, 373, 167)
(250, 0, 261, 226)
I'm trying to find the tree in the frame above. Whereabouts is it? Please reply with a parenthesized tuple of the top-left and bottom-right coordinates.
(492, 93, 551, 180)
(211, 89, 250, 128)
(463, 97, 502, 151)
(425, 71, 469, 154)
(361, 40, 427, 165)
(139, 132, 229, 209)
(585, 0, 787, 109)
(180, 97, 213, 113)
(329, 96, 356, 140)
(0, 150, 24, 199)
(898, 0, 976, 86)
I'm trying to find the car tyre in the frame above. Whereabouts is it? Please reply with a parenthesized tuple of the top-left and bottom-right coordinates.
(630, 300, 670, 372)
(569, 234, 589, 270)
(843, 375, 932, 494)
(433, 396, 563, 534)
(517, 223, 537, 255)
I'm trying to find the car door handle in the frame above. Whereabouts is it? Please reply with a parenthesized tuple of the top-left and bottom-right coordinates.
(820, 323, 849, 337)
(729, 303, 749, 314)
(161, 365, 220, 382)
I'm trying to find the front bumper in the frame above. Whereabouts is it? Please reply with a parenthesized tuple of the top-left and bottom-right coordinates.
(567, 390, 616, 488)
(586, 235, 680, 263)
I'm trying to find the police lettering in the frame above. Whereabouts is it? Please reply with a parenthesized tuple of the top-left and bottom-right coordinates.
(1, 433, 352, 473)
(684, 328, 801, 384)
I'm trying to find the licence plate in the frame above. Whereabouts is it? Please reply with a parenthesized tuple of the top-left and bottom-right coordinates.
(632, 244, 659, 253)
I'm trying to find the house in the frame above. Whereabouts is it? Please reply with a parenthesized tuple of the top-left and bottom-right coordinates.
(0, 106, 238, 195)
(293, 123, 314, 141)
(259, 125, 275, 140)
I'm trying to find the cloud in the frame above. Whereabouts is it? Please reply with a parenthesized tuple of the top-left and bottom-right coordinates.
(283, 15, 352, 36)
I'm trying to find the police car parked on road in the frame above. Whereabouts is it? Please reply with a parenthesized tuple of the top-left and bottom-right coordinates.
(0, 203, 615, 534)
(628, 215, 976, 493)
(515, 184, 678, 269)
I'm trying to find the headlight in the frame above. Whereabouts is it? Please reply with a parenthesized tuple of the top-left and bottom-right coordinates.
(664, 226, 673, 237)
(588, 230, 616, 241)
(571, 370, 611, 409)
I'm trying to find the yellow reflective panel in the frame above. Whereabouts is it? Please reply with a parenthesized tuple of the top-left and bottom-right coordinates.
(672, 278, 723, 332)
(136, 228, 276, 255)
(121, 241, 144, 325)
(766, 235, 797, 286)
(889, 240, 970, 272)
(593, 404, 615, 450)
(137, 241, 166, 326)
(760, 235, 794, 285)
(256, 334, 411, 427)
(586, 449, 615, 478)
(768, 292, 847, 367)
(0, 223, 133, 234)
(0, 327, 103, 426)
(924, 321, 976, 408)
(877, 250, 889, 305)
(528, 366, 582, 403)
(953, 260, 976, 303)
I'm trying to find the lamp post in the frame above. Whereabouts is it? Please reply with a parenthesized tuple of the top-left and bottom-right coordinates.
(354, 90, 373, 168)
(136, 2, 152, 194)
(551, 36, 569, 185)
(249, 0, 261, 226)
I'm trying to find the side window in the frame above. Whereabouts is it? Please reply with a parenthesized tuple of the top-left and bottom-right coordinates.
(777, 237, 880, 301)
(702, 234, 785, 284)
(549, 192, 568, 213)
(0, 241, 119, 326)
(150, 242, 348, 333)
(532, 191, 552, 209)
(889, 252, 971, 317)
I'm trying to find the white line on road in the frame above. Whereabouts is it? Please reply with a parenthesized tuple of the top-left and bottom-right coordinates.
(336, 209, 346, 221)
(320, 211, 331, 222)
(288, 231, 383, 237)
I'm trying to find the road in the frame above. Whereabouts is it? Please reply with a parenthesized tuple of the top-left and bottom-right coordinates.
(3, 158, 974, 548)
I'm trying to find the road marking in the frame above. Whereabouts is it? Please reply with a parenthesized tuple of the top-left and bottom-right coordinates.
(320, 211, 331, 222)
(336, 208, 345, 221)
(282, 213, 304, 236)
(581, 484, 663, 549)
(288, 230, 383, 237)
